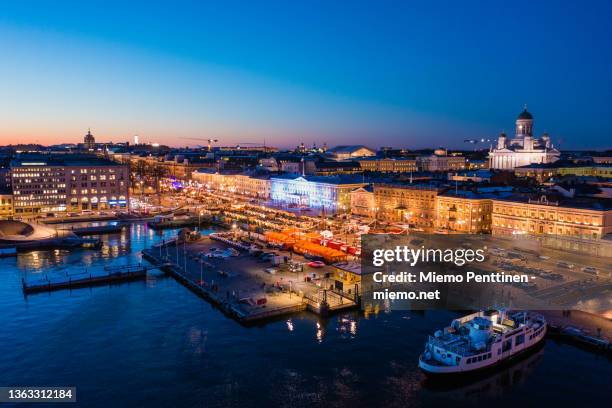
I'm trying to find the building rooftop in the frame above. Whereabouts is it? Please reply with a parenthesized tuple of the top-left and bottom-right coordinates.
(493, 193, 612, 211)
(440, 186, 514, 199)
(353, 156, 416, 161)
(374, 182, 445, 191)
(11, 154, 124, 167)
(314, 161, 360, 169)
(351, 185, 374, 193)
(327, 145, 375, 154)
(517, 108, 533, 120)
(271, 174, 368, 185)
(515, 160, 610, 170)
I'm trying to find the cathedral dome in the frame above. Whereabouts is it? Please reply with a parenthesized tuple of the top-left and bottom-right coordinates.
(517, 108, 533, 120)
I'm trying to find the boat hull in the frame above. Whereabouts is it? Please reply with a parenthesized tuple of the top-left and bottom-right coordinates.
(419, 335, 546, 377)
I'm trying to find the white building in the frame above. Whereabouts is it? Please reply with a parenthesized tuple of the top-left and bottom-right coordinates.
(327, 145, 376, 160)
(488, 108, 560, 170)
(270, 175, 366, 213)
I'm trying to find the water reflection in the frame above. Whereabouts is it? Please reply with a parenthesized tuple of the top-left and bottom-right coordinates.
(14, 222, 180, 278)
(0, 223, 609, 407)
(337, 314, 358, 338)
(421, 345, 545, 403)
(316, 321, 325, 343)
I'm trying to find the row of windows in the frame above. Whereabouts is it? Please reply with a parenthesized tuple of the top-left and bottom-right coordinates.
(375, 190, 437, 199)
(493, 206, 601, 224)
(72, 168, 117, 174)
(14, 192, 66, 197)
(466, 352, 492, 364)
(529, 327, 544, 340)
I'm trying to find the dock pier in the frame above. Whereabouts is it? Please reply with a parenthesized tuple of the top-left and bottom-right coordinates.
(60, 224, 125, 236)
(22, 264, 149, 294)
(142, 238, 357, 324)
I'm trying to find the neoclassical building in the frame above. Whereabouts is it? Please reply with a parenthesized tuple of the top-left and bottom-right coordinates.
(489, 107, 560, 170)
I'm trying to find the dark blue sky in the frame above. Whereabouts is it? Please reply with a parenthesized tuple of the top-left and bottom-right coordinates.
(0, 0, 610, 149)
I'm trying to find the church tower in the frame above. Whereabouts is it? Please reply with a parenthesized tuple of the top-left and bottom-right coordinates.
(497, 132, 507, 149)
(488, 106, 560, 169)
(515, 106, 533, 138)
(84, 129, 96, 150)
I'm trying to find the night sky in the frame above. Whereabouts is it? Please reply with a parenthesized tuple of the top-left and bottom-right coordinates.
(0, 0, 610, 149)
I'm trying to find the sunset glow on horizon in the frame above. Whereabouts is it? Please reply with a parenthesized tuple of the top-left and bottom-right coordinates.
(1, 1, 611, 150)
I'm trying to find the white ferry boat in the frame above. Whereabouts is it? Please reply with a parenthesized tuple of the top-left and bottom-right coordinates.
(419, 310, 546, 375)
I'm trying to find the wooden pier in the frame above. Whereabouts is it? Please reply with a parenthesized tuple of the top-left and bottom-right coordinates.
(22, 264, 149, 294)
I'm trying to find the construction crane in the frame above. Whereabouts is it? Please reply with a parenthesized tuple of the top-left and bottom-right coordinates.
(182, 137, 219, 151)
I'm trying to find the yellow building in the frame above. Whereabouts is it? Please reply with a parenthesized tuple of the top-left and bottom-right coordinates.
(515, 163, 612, 182)
(350, 186, 375, 218)
(192, 170, 271, 199)
(0, 192, 13, 219)
(234, 174, 271, 199)
(356, 158, 417, 173)
(436, 192, 495, 233)
(373, 184, 440, 226)
(492, 195, 612, 239)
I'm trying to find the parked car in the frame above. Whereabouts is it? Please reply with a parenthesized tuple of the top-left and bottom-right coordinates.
(557, 261, 574, 269)
(304, 253, 324, 262)
(307, 261, 325, 268)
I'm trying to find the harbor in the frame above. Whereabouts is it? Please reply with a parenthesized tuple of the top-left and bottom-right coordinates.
(0, 221, 610, 407)
(142, 232, 357, 323)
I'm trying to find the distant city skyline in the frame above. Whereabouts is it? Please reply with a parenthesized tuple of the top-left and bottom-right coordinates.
(1, 1, 611, 150)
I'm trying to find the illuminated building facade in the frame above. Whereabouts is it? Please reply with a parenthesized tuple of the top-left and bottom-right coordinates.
(356, 157, 417, 173)
(492, 195, 612, 239)
(373, 184, 440, 226)
(417, 154, 466, 172)
(489, 108, 560, 169)
(436, 191, 505, 233)
(234, 174, 271, 198)
(270, 175, 366, 213)
(349, 186, 375, 218)
(0, 191, 13, 219)
(192, 170, 272, 198)
(514, 162, 612, 183)
(10, 156, 129, 216)
(327, 145, 376, 160)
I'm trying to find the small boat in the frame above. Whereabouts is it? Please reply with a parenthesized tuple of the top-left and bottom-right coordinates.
(549, 325, 611, 354)
(419, 309, 546, 375)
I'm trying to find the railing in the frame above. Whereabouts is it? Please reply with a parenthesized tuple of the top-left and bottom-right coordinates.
(427, 335, 491, 356)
